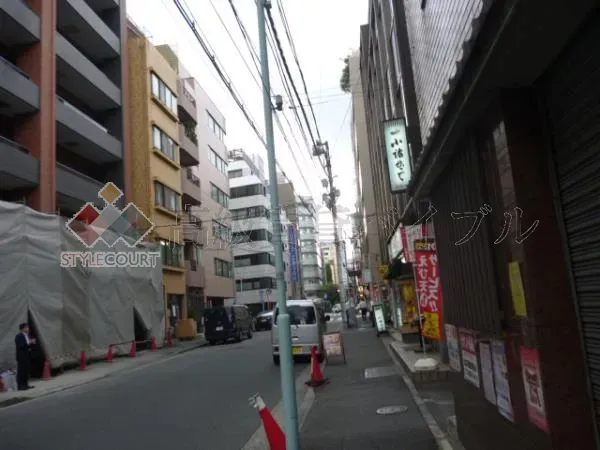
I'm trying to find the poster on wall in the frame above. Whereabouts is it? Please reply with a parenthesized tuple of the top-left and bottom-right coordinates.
(414, 239, 444, 340)
(459, 329, 480, 388)
(491, 340, 514, 422)
(520, 347, 549, 432)
(445, 324, 461, 372)
(479, 342, 497, 405)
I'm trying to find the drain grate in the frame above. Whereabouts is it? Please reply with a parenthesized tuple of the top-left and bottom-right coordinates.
(376, 405, 408, 415)
(0, 397, 30, 408)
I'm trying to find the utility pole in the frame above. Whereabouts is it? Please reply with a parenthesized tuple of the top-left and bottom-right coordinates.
(257, 1, 300, 449)
(314, 141, 348, 328)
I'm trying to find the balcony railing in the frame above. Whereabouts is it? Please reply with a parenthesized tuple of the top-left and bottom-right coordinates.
(58, 96, 109, 134)
(57, 162, 103, 186)
(0, 135, 30, 154)
(186, 168, 200, 186)
(0, 55, 29, 79)
(184, 126, 198, 145)
(185, 210, 202, 228)
(180, 82, 196, 107)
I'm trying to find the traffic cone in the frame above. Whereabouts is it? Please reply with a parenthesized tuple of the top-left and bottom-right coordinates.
(250, 394, 286, 450)
(0, 376, 5, 393)
(167, 332, 173, 348)
(42, 360, 52, 380)
(106, 345, 114, 363)
(305, 346, 329, 387)
(151, 336, 157, 352)
(80, 350, 87, 371)
(129, 341, 137, 358)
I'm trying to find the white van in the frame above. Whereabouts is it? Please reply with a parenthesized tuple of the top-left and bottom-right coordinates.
(271, 299, 330, 365)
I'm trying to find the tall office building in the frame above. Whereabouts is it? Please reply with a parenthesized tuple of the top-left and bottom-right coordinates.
(298, 196, 322, 297)
(127, 23, 185, 328)
(277, 177, 303, 298)
(228, 149, 280, 313)
(155, 45, 205, 323)
(0, 0, 130, 213)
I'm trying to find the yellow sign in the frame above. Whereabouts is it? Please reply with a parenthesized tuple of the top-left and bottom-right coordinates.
(422, 312, 441, 340)
(508, 261, 527, 317)
(378, 264, 390, 278)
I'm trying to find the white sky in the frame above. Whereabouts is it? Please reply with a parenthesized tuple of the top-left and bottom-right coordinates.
(127, 0, 368, 252)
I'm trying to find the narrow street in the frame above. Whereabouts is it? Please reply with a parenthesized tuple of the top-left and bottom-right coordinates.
(0, 331, 305, 450)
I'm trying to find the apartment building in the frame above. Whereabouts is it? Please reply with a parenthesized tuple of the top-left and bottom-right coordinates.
(298, 196, 322, 297)
(0, 0, 130, 213)
(320, 240, 348, 286)
(155, 45, 205, 323)
(348, 52, 381, 284)
(195, 82, 234, 307)
(228, 149, 278, 313)
(127, 23, 185, 326)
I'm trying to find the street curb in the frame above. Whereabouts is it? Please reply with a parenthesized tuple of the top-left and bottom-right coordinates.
(383, 338, 461, 450)
(0, 341, 208, 410)
(241, 363, 316, 450)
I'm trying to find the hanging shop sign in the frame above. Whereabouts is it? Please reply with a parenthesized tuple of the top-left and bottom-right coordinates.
(388, 226, 403, 261)
(403, 223, 427, 263)
(459, 328, 480, 388)
(287, 224, 301, 282)
(520, 347, 549, 432)
(491, 340, 514, 422)
(445, 324, 461, 372)
(508, 261, 528, 317)
(479, 342, 497, 405)
(414, 239, 443, 340)
(383, 118, 412, 192)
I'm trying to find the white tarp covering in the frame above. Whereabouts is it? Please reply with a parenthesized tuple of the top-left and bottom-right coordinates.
(0, 201, 165, 370)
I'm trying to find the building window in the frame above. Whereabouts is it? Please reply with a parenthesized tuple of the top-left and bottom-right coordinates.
(230, 184, 266, 199)
(152, 126, 178, 162)
(154, 182, 181, 212)
(228, 169, 243, 179)
(184, 242, 203, 262)
(231, 229, 272, 243)
(151, 72, 178, 115)
(210, 182, 229, 208)
(236, 277, 275, 291)
(212, 221, 231, 242)
(214, 258, 233, 278)
(234, 252, 275, 267)
(207, 112, 225, 141)
(230, 206, 270, 220)
(209, 147, 227, 175)
(159, 240, 183, 267)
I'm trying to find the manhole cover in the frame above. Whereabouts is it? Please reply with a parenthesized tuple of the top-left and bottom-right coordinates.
(376, 405, 408, 415)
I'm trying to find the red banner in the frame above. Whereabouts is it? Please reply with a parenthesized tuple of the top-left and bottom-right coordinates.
(414, 245, 444, 340)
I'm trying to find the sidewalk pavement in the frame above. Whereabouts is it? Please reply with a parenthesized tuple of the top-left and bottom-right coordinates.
(300, 325, 439, 449)
(0, 337, 207, 408)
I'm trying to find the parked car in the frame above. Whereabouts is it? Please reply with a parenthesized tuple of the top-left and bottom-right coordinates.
(255, 310, 274, 331)
(271, 299, 330, 365)
(203, 305, 253, 345)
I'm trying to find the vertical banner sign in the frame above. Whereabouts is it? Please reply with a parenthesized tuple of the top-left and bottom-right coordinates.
(383, 118, 412, 192)
(414, 239, 443, 340)
(491, 340, 514, 422)
(287, 224, 300, 282)
(445, 324, 462, 372)
(520, 347, 549, 432)
(479, 342, 497, 405)
(459, 329, 480, 388)
(508, 261, 528, 317)
(403, 224, 425, 263)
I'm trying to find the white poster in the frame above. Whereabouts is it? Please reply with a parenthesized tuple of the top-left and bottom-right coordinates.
(459, 329, 480, 388)
(479, 342, 497, 405)
(445, 324, 461, 372)
(491, 340, 514, 422)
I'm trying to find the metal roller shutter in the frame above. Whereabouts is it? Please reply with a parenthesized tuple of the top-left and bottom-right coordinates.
(542, 12, 600, 425)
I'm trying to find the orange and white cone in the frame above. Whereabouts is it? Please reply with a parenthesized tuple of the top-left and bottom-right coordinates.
(249, 394, 286, 450)
(305, 346, 329, 387)
(42, 360, 52, 380)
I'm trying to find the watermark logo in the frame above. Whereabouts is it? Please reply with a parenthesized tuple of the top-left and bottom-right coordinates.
(60, 183, 159, 268)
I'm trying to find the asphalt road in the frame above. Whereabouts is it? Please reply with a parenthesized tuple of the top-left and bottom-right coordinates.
(0, 330, 306, 450)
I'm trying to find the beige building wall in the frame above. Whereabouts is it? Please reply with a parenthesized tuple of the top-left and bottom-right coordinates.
(349, 51, 383, 284)
(191, 81, 235, 303)
(127, 24, 186, 321)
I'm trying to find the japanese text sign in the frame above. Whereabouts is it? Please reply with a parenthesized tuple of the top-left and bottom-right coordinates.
(383, 118, 411, 192)
(520, 347, 549, 432)
(459, 328, 480, 387)
(414, 239, 443, 340)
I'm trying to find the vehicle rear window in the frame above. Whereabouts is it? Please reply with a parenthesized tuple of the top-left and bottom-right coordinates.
(204, 307, 232, 322)
(274, 306, 316, 325)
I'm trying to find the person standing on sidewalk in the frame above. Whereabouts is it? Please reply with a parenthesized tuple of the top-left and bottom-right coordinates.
(15, 323, 36, 390)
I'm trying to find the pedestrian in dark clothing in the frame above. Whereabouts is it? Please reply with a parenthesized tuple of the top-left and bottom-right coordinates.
(15, 323, 36, 390)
